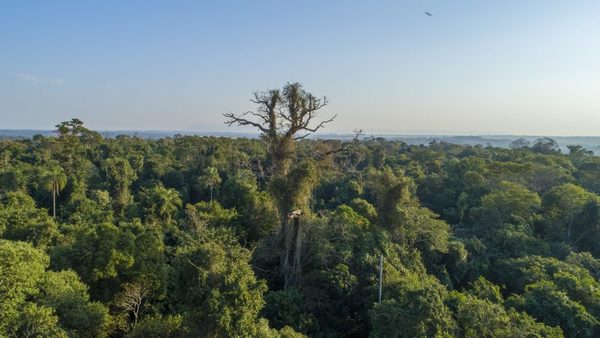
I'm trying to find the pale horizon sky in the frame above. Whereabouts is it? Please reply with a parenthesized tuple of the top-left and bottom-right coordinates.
(1, 1, 600, 136)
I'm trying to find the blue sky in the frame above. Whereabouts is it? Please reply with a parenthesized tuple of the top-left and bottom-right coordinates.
(1, 1, 600, 135)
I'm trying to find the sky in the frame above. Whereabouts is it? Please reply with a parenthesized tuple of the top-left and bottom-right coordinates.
(1, 0, 600, 135)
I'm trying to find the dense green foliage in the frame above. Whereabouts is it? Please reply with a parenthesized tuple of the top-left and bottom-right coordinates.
(5, 115, 600, 337)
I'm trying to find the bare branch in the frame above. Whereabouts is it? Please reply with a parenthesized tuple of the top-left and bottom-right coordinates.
(315, 129, 363, 158)
(114, 281, 152, 326)
(245, 111, 271, 124)
(279, 110, 294, 124)
(250, 92, 270, 105)
(293, 114, 337, 139)
(294, 133, 313, 140)
(223, 112, 269, 133)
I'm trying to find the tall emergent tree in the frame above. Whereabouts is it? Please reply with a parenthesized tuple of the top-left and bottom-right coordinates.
(53, 118, 101, 196)
(40, 166, 67, 218)
(225, 82, 336, 287)
(200, 166, 221, 202)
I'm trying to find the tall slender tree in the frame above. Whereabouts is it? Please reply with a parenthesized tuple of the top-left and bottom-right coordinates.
(40, 167, 67, 218)
(200, 167, 221, 202)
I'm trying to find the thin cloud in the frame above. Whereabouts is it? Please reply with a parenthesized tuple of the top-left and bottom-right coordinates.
(15, 73, 67, 86)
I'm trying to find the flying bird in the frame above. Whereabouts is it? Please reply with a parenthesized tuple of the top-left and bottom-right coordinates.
(425, 11, 432, 16)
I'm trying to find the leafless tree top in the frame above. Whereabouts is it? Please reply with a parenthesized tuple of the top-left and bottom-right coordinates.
(224, 82, 336, 140)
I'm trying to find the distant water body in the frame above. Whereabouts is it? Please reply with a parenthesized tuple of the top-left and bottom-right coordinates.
(3, 130, 600, 153)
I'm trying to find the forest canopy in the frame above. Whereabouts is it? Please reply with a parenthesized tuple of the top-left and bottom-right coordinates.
(3, 87, 600, 337)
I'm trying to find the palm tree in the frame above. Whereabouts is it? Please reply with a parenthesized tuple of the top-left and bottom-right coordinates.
(40, 166, 67, 218)
(155, 186, 182, 223)
(200, 167, 221, 202)
(142, 185, 182, 224)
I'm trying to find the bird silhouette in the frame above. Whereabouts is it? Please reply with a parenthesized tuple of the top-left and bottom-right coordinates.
(425, 11, 432, 16)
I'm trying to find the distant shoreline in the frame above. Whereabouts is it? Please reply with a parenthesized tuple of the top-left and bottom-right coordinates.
(4, 129, 600, 153)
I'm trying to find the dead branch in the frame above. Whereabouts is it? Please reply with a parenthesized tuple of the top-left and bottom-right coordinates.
(315, 129, 364, 159)
(114, 281, 152, 326)
(223, 112, 269, 133)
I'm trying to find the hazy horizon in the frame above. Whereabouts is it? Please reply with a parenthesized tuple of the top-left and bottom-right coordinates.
(2, 1, 600, 135)
(8, 127, 600, 140)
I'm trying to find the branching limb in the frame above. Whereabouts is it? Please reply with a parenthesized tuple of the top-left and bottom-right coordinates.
(223, 112, 269, 133)
(294, 114, 337, 139)
(315, 129, 364, 158)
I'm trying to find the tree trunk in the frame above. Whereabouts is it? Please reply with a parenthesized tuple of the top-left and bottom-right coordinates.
(568, 213, 573, 244)
(52, 187, 56, 219)
(378, 255, 384, 303)
(292, 219, 303, 279)
(133, 303, 140, 325)
(272, 137, 296, 176)
(283, 211, 302, 288)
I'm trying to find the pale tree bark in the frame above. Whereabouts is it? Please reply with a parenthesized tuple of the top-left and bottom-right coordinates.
(283, 210, 303, 288)
(114, 281, 151, 326)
